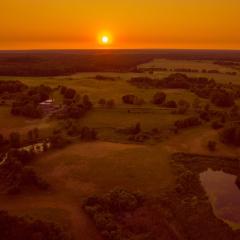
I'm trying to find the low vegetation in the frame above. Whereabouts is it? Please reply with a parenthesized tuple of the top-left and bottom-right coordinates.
(1, 55, 240, 240)
(0, 210, 71, 240)
(83, 188, 145, 240)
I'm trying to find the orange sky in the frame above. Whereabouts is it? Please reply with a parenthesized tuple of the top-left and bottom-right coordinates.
(1, 0, 240, 50)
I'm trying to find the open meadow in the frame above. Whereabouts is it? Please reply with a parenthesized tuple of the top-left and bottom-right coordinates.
(1, 54, 240, 240)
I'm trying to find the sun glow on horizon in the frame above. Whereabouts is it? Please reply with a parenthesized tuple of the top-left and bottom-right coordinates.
(102, 36, 109, 44)
(98, 32, 113, 47)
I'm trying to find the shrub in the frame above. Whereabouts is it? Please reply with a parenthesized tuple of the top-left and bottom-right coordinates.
(9, 132, 21, 148)
(164, 100, 177, 108)
(220, 125, 240, 146)
(80, 127, 97, 141)
(106, 99, 115, 108)
(199, 111, 210, 121)
(49, 134, 70, 149)
(0, 210, 70, 240)
(211, 90, 235, 107)
(122, 95, 137, 104)
(208, 141, 217, 151)
(175, 117, 201, 129)
(211, 121, 224, 130)
(99, 98, 106, 106)
(83, 189, 145, 240)
(152, 92, 166, 105)
(64, 88, 76, 99)
(176, 100, 190, 114)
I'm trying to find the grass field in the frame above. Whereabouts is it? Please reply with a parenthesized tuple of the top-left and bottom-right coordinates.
(0, 141, 174, 239)
(0, 106, 54, 137)
(139, 59, 240, 84)
(1, 58, 240, 239)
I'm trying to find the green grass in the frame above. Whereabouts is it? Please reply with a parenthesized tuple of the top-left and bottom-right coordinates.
(0, 67, 205, 141)
(34, 141, 174, 196)
(1, 59, 238, 239)
(0, 71, 198, 104)
(0, 105, 55, 137)
(139, 59, 240, 84)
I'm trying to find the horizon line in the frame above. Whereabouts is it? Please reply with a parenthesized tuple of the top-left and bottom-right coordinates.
(0, 48, 240, 52)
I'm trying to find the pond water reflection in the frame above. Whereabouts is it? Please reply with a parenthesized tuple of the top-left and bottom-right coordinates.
(200, 169, 240, 229)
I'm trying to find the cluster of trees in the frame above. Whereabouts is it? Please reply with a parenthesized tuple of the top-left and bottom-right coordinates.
(0, 149, 48, 194)
(129, 73, 240, 109)
(211, 120, 224, 130)
(60, 86, 76, 99)
(129, 74, 211, 90)
(139, 67, 168, 73)
(63, 103, 90, 119)
(83, 188, 144, 240)
(152, 92, 166, 105)
(0, 80, 27, 94)
(122, 95, 145, 105)
(208, 141, 217, 151)
(122, 92, 178, 109)
(79, 127, 98, 141)
(175, 117, 201, 129)
(11, 85, 52, 118)
(98, 98, 115, 108)
(0, 129, 41, 152)
(95, 75, 116, 81)
(57, 86, 93, 119)
(0, 133, 4, 146)
(128, 77, 158, 88)
(174, 68, 199, 73)
(163, 100, 177, 108)
(220, 124, 240, 146)
(49, 133, 70, 149)
(172, 100, 190, 114)
(117, 123, 141, 135)
(0, 52, 154, 76)
(211, 89, 235, 107)
(27, 128, 39, 144)
(0, 210, 70, 240)
(64, 120, 98, 140)
(0, 132, 21, 149)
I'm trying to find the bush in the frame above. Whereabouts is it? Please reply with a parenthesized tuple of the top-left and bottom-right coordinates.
(211, 90, 235, 108)
(152, 92, 166, 105)
(211, 121, 223, 130)
(122, 95, 137, 104)
(83, 188, 145, 240)
(163, 100, 177, 108)
(220, 125, 240, 146)
(64, 88, 76, 99)
(49, 134, 70, 149)
(176, 100, 190, 114)
(99, 98, 106, 106)
(175, 117, 201, 129)
(0, 210, 70, 240)
(9, 132, 21, 148)
(106, 99, 115, 108)
(199, 111, 210, 121)
(80, 127, 97, 141)
(208, 141, 217, 151)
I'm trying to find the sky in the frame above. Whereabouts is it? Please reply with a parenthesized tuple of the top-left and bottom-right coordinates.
(0, 0, 240, 50)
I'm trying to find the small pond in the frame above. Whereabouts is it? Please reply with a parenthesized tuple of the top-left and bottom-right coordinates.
(200, 169, 240, 229)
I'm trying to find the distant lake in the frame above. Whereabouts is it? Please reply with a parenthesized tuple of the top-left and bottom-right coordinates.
(200, 169, 240, 229)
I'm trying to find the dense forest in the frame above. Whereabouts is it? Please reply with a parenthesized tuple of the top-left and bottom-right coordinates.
(0, 50, 240, 76)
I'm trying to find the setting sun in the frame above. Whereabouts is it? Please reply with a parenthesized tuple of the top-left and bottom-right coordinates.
(98, 33, 112, 46)
(102, 36, 109, 44)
